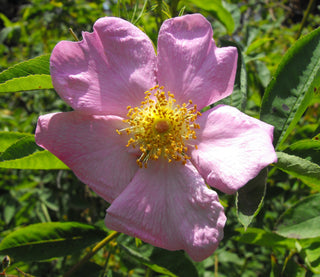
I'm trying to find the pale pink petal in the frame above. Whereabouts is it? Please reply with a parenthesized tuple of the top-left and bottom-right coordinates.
(105, 160, 226, 262)
(191, 105, 277, 194)
(51, 17, 157, 116)
(35, 111, 139, 203)
(157, 14, 237, 110)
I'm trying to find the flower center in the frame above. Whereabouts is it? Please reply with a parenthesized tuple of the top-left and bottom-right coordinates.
(117, 85, 201, 168)
(154, 119, 170, 133)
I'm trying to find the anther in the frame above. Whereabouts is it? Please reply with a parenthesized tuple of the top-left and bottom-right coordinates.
(117, 87, 201, 167)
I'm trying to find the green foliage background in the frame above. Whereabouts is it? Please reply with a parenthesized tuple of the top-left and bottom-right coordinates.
(0, 0, 320, 276)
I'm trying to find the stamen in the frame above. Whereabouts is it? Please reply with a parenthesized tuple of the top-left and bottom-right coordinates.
(117, 87, 201, 167)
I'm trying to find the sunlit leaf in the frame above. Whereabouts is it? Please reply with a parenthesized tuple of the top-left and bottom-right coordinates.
(0, 54, 50, 82)
(0, 134, 68, 169)
(0, 75, 53, 93)
(260, 27, 320, 149)
(284, 139, 320, 165)
(0, 136, 43, 161)
(275, 194, 320, 239)
(0, 131, 31, 152)
(0, 150, 68, 170)
(0, 54, 53, 93)
(274, 152, 320, 191)
(300, 238, 320, 274)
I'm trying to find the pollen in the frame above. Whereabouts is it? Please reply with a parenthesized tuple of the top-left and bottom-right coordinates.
(118, 85, 201, 168)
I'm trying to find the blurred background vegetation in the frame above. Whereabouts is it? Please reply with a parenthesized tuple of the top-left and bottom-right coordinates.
(0, 0, 320, 276)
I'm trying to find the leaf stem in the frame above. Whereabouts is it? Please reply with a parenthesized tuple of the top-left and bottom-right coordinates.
(63, 231, 119, 277)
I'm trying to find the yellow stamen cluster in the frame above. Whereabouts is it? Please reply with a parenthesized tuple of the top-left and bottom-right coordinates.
(117, 85, 201, 168)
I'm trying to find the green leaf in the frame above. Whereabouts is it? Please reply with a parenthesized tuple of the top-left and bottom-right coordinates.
(0, 222, 107, 261)
(118, 236, 198, 277)
(0, 75, 53, 93)
(71, 262, 103, 277)
(234, 227, 296, 249)
(0, 54, 53, 93)
(275, 194, 320, 239)
(236, 168, 267, 229)
(150, 248, 198, 277)
(260, 27, 320, 149)
(0, 150, 68, 170)
(300, 238, 320, 274)
(245, 38, 274, 55)
(182, 0, 234, 34)
(0, 134, 68, 169)
(217, 40, 247, 111)
(274, 152, 320, 191)
(255, 60, 271, 88)
(0, 54, 50, 82)
(0, 13, 14, 27)
(0, 131, 31, 152)
(119, 244, 178, 277)
(284, 139, 320, 165)
(0, 136, 43, 161)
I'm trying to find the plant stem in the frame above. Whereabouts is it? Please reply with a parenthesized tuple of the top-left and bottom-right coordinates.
(15, 267, 35, 277)
(63, 231, 120, 277)
(68, 28, 79, 42)
(296, 0, 316, 40)
(170, 0, 180, 17)
(214, 254, 218, 277)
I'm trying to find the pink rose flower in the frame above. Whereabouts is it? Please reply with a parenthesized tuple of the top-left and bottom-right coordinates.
(35, 14, 277, 261)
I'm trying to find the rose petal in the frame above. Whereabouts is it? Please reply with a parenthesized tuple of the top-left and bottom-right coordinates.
(191, 105, 277, 194)
(51, 17, 157, 116)
(35, 111, 139, 203)
(157, 14, 237, 109)
(105, 160, 226, 262)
